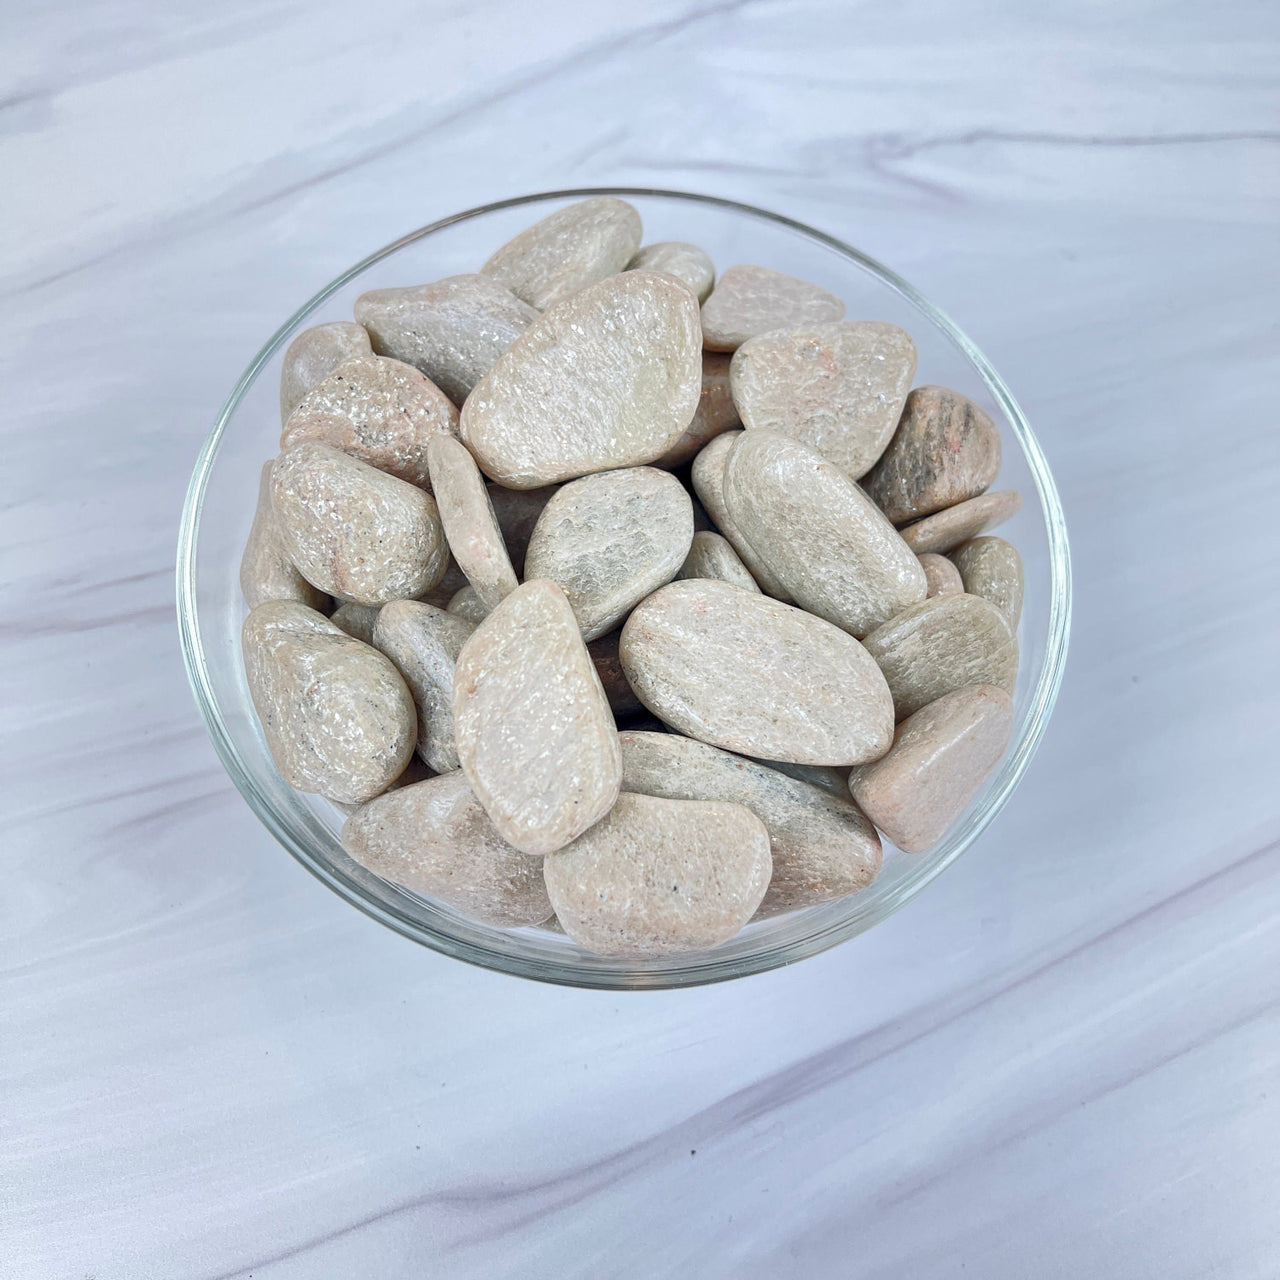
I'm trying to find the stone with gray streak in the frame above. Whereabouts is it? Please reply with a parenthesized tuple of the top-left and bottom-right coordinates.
(951, 536, 1025, 627)
(677, 530, 759, 593)
(701, 264, 845, 351)
(279, 322, 372, 422)
(653, 351, 741, 468)
(918, 552, 963, 599)
(627, 241, 715, 302)
(899, 490, 1022, 555)
(240, 461, 329, 611)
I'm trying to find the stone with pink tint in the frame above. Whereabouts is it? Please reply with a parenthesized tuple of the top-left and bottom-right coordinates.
(918, 553, 963, 599)
(240, 460, 329, 611)
(278, 321, 372, 422)
(653, 351, 741, 468)
(899, 490, 1022, 555)
(701, 264, 845, 351)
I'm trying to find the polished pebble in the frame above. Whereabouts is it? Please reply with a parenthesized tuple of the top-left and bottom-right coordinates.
(278, 321, 372, 422)
(446, 584, 488, 625)
(542, 792, 771, 956)
(951, 535, 1025, 627)
(701, 264, 845, 351)
(329, 602, 381, 646)
(240, 461, 329, 611)
(587, 629, 645, 720)
(919, 552, 964, 598)
(676, 530, 760, 593)
(653, 351, 741, 468)
(848, 684, 1014, 853)
(899, 489, 1022, 555)
(627, 241, 715, 302)
(486, 483, 557, 577)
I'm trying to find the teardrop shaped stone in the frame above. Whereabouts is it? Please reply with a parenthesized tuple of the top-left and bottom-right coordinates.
(951, 536, 1024, 627)
(240, 460, 329, 611)
(899, 490, 1022, 555)
(627, 241, 715, 302)
(677, 530, 760, 593)
(701, 264, 845, 351)
(279, 321, 371, 422)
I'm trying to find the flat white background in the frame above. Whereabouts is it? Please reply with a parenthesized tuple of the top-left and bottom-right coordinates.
(4, 2, 1279, 1276)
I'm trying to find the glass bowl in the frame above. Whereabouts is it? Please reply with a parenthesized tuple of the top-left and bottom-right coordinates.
(177, 188, 1071, 990)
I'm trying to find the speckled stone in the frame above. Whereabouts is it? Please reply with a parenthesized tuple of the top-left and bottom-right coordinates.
(652, 351, 741, 468)
(951, 536, 1025, 627)
(354, 274, 538, 405)
(270, 442, 449, 606)
(676, 530, 760, 593)
(542, 792, 771, 957)
(240, 461, 329, 611)
(723, 431, 927, 636)
(899, 490, 1022, 555)
(461, 271, 701, 488)
(426, 435, 518, 612)
(618, 731, 881, 917)
(701, 264, 845, 352)
(862, 593, 1019, 719)
(242, 601, 415, 804)
(620, 579, 894, 765)
(919, 552, 964, 599)
(372, 600, 475, 772)
(342, 772, 551, 927)
(279, 355, 458, 490)
(446, 585, 488, 625)
(524, 467, 694, 641)
(587, 629, 645, 720)
(330, 602, 381, 646)
(730, 321, 916, 479)
(627, 241, 715, 302)
(452, 579, 621, 855)
(849, 684, 1014, 853)
(278, 321, 372, 422)
(485, 483, 557, 578)
(480, 196, 642, 310)
(862, 386, 1003, 523)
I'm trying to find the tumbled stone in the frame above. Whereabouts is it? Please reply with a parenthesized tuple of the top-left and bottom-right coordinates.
(342, 772, 551, 926)
(240, 461, 329, 611)
(951, 536, 1024, 627)
(849, 685, 1014, 853)
(524, 467, 694, 641)
(620, 579, 893, 764)
(918, 552, 963, 599)
(619, 731, 880, 917)
(426, 435, 518, 612)
(270, 441, 449, 606)
(627, 241, 715, 302)
(242, 601, 415, 804)
(447, 584, 488, 625)
(755, 759, 851, 799)
(677, 530, 759, 593)
(862, 593, 1018, 719)
(730, 322, 916, 479)
(354, 274, 538, 405)
(862, 386, 1002, 523)
(587, 629, 644, 719)
(372, 600, 475, 772)
(486, 483, 557, 577)
(461, 272, 701, 488)
(480, 196, 642, 310)
(723, 431, 927, 636)
(653, 351, 741, 468)
(278, 321, 372, 422)
(542, 793, 770, 956)
(280, 355, 458, 490)
(452, 579, 621, 855)
(330, 602, 381, 646)
(899, 490, 1022, 555)
(701, 264, 845, 351)
(328, 754, 437, 819)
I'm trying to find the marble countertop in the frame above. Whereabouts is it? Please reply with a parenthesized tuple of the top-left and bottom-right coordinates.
(6, 2, 1279, 1276)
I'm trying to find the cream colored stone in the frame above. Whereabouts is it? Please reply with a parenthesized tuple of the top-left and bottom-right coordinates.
(849, 685, 1014, 853)
(676, 530, 759, 593)
(918, 552, 963, 598)
(447, 585, 488, 625)
(899, 490, 1022, 555)
(240, 461, 329, 611)
(452, 579, 621, 855)
(653, 351, 741, 468)
(587, 630, 644, 720)
(270, 442, 449, 606)
(486, 483, 557, 577)
(542, 793, 770, 956)
(330, 602, 381, 646)
(279, 322, 371, 422)
(701, 264, 845, 351)
(627, 241, 715, 302)
(951, 536, 1025, 627)
(619, 579, 894, 765)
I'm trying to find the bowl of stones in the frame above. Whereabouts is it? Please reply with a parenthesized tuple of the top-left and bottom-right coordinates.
(178, 188, 1070, 989)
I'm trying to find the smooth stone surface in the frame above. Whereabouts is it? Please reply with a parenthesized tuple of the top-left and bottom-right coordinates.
(676, 530, 760, 592)
(354, 274, 538, 405)
(342, 771, 551, 926)
(690, 431, 791, 600)
(460, 271, 701, 488)
(952, 535, 1025, 627)
(919, 552, 964, 598)
(723, 431, 927, 636)
(279, 354, 458, 489)
(446, 584, 488, 625)
(485, 483, 557, 578)
(542, 792, 771, 956)
(372, 599, 475, 772)
(618, 731, 881, 917)
(239, 460, 329, 611)
(427, 435, 518, 612)
(627, 241, 715, 302)
(587, 629, 644, 719)
(327, 753, 438, 819)
(278, 321, 372, 422)
(241, 601, 415, 805)
(329, 601, 381, 646)
(849, 684, 1014, 853)
(620, 579, 894, 765)
(899, 489, 1023, 554)
(480, 196, 642, 310)
(701, 263, 846, 351)
(863, 385, 1003, 524)
(730, 321, 917, 479)
(862, 592, 1019, 719)
(652, 350, 741, 468)
(270, 441, 449, 606)
(452, 579, 621, 855)
(524, 467, 694, 641)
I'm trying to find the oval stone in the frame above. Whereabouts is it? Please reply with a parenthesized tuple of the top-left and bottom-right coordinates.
(342, 772, 551, 926)
(918, 552, 963, 598)
(653, 350, 741, 468)
(899, 489, 1022, 555)
(452, 579, 621, 855)
(486, 482, 557, 577)
(524, 467, 694, 641)
(701, 264, 845, 351)
(278, 321, 371, 422)
(951, 536, 1025, 627)
(723, 431, 927, 636)
(270, 442, 449, 606)
(330, 601, 381, 646)
(627, 241, 715, 302)
(542, 793, 771, 956)
(446, 584, 488, 625)
(240, 460, 329, 611)
(242, 601, 415, 804)
(861, 593, 1019, 719)
(619, 579, 894, 765)
(677, 530, 759, 593)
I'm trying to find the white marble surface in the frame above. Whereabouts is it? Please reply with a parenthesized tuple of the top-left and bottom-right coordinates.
(5, 2, 1280, 1275)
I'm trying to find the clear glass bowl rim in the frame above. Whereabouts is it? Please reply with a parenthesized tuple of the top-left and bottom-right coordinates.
(176, 186, 1072, 989)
